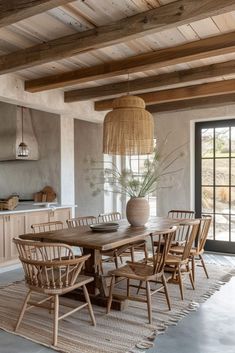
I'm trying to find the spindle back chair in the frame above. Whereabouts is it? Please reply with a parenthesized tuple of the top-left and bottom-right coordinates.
(13, 238, 96, 346)
(171, 216, 212, 281)
(98, 212, 121, 223)
(165, 220, 200, 299)
(107, 227, 177, 324)
(66, 216, 97, 228)
(168, 209, 195, 243)
(31, 221, 63, 233)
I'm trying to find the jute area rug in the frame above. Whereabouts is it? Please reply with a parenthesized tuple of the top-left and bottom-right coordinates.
(0, 263, 234, 353)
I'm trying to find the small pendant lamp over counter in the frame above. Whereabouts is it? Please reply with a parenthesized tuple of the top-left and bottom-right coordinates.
(103, 95, 154, 155)
(17, 106, 29, 158)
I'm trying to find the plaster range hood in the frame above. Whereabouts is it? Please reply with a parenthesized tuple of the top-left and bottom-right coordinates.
(0, 106, 39, 161)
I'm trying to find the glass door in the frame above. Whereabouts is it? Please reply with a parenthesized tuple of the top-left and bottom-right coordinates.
(195, 119, 235, 253)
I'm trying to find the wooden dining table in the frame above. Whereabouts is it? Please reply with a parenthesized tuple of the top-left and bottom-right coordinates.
(19, 217, 189, 310)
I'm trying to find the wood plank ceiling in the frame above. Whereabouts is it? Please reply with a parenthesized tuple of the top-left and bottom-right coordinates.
(1, 0, 235, 113)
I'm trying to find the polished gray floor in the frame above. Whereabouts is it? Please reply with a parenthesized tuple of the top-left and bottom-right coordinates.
(149, 276, 235, 353)
(0, 254, 235, 353)
(0, 268, 56, 353)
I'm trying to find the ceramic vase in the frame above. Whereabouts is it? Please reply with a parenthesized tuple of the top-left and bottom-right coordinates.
(126, 197, 150, 227)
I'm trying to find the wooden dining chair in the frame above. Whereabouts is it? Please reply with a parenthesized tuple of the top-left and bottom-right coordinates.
(171, 216, 212, 282)
(66, 215, 97, 228)
(98, 212, 121, 223)
(168, 209, 195, 245)
(31, 221, 63, 233)
(98, 212, 148, 268)
(107, 227, 177, 324)
(98, 212, 147, 271)
(13, 238, 96, 347)
(165, 220, 200, 300)
(66, 216, 97, 256)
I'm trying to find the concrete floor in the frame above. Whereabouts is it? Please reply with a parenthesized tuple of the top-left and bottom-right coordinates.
(149, 276, 235, 353)
(0, 256, 235, 353)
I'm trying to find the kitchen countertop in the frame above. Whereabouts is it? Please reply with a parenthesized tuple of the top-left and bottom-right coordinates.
(0, 202, 76, 215)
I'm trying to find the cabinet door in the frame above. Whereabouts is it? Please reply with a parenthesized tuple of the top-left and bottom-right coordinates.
(25, 211, 49, 233)
(0, 216, 5, 262)
(49, 208, 71, 228)
(4, 214, 25, 260)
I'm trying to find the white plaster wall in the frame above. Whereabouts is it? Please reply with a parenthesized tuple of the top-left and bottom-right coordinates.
(60, 116, 75, 209)
(154, 104, 235, 217)
(74, 120, 104, 217)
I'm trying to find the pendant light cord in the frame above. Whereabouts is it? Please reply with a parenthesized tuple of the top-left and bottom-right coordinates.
(127, 72, 130, 96)
(21, 106, 24, 143)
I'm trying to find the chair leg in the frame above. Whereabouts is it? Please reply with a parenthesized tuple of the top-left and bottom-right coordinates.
(114, 255, 118, 269)
(162, 274, 171, 310)
(53, 294, 59, 347)
(49, 296, 54, 314)
(99, 259, 104, 275)
(107, 275, 115, 314)
(131, 246, 135, 262)
(83, 285, 96, 326)
(146, 281, 152, 324)
(178, 267, 184, 300)
(15, 289, 31, 331)
(191, 256, 195, 282)
(127, 278, 130, 297)
(137, 280, 143, 294)
(144, 242, 148, 262)
(187, 264, 195, 290)
(199, 254, 209, 279)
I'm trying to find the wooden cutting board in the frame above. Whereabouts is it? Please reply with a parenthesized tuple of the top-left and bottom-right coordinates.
(42, 186, 56, 202)
(34, 186, 56, 202)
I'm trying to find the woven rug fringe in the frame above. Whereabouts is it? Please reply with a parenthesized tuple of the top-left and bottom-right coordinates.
(126, 268, 235, 353)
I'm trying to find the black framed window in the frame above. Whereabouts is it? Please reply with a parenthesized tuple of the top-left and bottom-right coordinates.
(195, 119, 235, 253)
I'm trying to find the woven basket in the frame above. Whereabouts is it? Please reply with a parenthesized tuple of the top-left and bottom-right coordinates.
(0, 196, 19, 211)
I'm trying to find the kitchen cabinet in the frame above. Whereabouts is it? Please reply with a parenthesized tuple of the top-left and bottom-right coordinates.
(4, 214, 25, 260)
(49, 208, 71, 227)
(0, 216, 4, 262)
(0, 213, 25, 265)
(25, 210, 49, 233)
(0, 207, 72, 266)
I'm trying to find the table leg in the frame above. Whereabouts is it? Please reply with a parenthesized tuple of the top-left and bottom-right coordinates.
(83, 248, 101, 296)
(65, 247, 128, 311)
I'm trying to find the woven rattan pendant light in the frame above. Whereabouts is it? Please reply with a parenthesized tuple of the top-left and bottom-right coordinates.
(103, 95, 154, 155)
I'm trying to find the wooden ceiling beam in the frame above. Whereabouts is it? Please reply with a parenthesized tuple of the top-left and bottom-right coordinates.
(94, 79, 235, 111)
(146, 94, 235, 113)
(1, 0, 235, 74)
(0, 1, 74, 28)
(64, 60, 235, 102)
(26, 31, 235, 93)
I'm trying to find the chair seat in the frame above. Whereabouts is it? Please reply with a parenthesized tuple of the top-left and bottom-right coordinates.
(165, 254, 186, 265)
(170, 246, 198, 255)
(27, 274, 94, 295)
(154, 240, 185, 247)
(108, 261, 158, 281)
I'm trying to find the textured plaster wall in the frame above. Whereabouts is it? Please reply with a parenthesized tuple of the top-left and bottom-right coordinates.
(0, 102, 61, 200)
(154, 104, 235, 216)
(60, 116, 74, 207)
(74, 119, 104, 217)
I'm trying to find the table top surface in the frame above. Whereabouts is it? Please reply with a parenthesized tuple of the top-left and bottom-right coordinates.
(19, 217, 195, 251)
